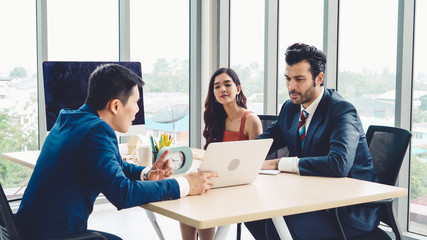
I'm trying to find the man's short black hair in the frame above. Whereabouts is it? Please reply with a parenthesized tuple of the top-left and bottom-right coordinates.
(85, 64, 144, 110)
(285, 43, 326, 86)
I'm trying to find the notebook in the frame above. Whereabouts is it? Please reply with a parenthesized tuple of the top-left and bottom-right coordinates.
(198, 138, 273, 188)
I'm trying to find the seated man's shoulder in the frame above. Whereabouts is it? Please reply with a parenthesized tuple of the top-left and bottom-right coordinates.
(75, 114, 116, 138)
(328, 91, 355, 110)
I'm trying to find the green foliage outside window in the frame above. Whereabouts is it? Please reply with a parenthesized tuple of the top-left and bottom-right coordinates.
(143, 58, 189, 93)
(338, 67, 396, 100)
(411, 157, 427, 200)
(9, 66, 28, 78)
(0, 103, 37, 189)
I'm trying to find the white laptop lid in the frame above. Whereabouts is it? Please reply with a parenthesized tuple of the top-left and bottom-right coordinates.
(198, 138, 273, 188)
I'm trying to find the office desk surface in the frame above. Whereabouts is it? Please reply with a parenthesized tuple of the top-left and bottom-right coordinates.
(1, 148, 205, 169)
(142, 173, 407, 229)
(1, 150, 40, 169)
(2, 151, 408, 232)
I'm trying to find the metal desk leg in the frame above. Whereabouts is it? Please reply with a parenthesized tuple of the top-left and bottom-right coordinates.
(272, 216, 293, 240)
(214, 225, 231, 240)
(145, 209, 165, 240)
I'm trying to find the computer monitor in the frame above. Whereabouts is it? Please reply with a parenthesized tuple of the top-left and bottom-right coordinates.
(42, 61, 145, 136)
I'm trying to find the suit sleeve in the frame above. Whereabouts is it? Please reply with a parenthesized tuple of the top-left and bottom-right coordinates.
(299, 103, 360, 177)
(121, 160, 144, 180)
(80, 124, 180, 210)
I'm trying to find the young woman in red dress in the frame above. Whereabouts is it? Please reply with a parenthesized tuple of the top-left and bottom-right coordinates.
(180, 68, 263, 240)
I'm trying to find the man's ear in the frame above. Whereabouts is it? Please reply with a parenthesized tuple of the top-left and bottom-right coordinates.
(108, 99, 121, 115)
(316, 72, 324, 86)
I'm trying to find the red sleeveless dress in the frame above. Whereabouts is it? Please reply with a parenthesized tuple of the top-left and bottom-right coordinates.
(222, 111, 251, 141)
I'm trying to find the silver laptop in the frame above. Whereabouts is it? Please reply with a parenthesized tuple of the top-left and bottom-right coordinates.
(198, 138, 273, 188)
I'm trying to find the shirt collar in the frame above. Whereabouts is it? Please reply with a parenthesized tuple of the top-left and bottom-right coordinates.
(300, 87, 324, 116)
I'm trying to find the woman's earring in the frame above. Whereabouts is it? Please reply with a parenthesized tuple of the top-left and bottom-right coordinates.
(236, 93, 240, 103)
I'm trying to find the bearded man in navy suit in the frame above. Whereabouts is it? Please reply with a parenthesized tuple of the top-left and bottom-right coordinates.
(245, 43, 379, 240)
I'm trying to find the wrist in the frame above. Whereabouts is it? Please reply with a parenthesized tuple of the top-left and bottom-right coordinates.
(141, 167, 152, 181)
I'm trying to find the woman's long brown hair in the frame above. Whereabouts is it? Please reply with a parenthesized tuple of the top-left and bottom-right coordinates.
(203, 68, 247, 149)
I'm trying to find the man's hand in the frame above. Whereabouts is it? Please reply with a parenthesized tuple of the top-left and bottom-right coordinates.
(184, 171, 219, 195)
(147, 150, 173, 180)
(262, 158, 280, 170)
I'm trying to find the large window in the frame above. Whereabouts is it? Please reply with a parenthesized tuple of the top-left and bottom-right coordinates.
(47, 0, 118, 60)
(409, 0, 427, 235)
(230, 0, 265, 115)
(277, 0, 323, 111)
(1, 1, 427, 236)
(338, 0, 398, 131)
(130, 0, 189, 146)
(0, 0, 37, 195)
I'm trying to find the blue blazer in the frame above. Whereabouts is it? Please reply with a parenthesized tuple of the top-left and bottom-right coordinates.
(15, 104, 180, 240)
(259, 89, 379, 231)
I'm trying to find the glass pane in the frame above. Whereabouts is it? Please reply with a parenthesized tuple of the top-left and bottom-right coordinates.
(278, 0, 323, 112)
(130, 0, 189, 146)
(230, 0, 264, 115)
(47, 0, 118, 60)
(0, 0, 37, 195)
(338, 0, 398, 131)
(409, 0, 427, 235)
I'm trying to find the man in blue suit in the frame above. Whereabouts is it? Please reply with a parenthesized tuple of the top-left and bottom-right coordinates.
(245, 43, 379, 239)
(15, 64, 217, 240)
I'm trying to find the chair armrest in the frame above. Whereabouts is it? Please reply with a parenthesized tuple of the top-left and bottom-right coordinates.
(368, 198, 393, 205)
(49, 232, 108, 240)
(7, 198, 22, 203)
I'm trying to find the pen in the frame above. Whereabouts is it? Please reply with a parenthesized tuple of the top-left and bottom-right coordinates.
(149, 136, 155, 152)
(160, 136, 163, 149)
(154, 140, 160, 151)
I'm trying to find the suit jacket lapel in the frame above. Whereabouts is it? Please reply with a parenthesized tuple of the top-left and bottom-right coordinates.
(289, 105, 300, 155)
(303, 89, 330, 154)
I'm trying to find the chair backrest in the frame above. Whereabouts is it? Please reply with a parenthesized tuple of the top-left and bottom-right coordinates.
(0, 183, 21, 240)
(258, 115, 279, 132)
(366, 125, 412, 186)
(258, 115, 289, 159)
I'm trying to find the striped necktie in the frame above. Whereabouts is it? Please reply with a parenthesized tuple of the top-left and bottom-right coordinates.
(298, 110, 309, 149)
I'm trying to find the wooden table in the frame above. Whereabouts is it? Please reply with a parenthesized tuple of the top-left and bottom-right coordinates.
(1, 150, 40, 168)
(2, 151, 407, 240)
(142, 173, 407, 239)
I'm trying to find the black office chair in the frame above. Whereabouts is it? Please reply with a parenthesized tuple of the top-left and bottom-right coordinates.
(334, 125, 412, 240)
(258, 115, 289, 160)
(0, 183, 108, 240)
(258, 115, 278, 131)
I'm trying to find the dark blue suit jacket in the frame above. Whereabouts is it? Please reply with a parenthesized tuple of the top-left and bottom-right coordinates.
(15, 104, 180, 240)
(259, 89, 379, 231)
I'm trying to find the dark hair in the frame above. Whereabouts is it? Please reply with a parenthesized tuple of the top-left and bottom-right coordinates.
(203, 68, 247, 150)
(85, 64, 144, 110)
(285, 43, 326, 86)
